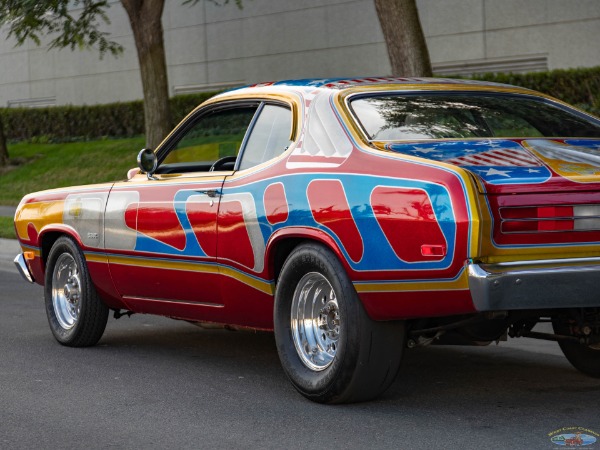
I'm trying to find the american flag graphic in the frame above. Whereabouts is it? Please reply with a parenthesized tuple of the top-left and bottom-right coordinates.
(444, 148, 541, 167)
(388, 139, 553, 185)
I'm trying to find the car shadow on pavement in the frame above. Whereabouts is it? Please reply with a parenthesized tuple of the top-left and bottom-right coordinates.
(97, 315, 599, 405)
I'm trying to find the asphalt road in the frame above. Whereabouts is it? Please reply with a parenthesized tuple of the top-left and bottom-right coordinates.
(1, 263, 599, 449)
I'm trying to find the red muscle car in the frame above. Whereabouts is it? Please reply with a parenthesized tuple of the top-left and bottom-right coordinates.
(13, 78, 600, 403)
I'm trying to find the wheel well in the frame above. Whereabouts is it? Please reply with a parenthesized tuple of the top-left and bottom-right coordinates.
(40, 231, 65, 264)
(271, 238, 304, 283)
(270, 237, 350, 285)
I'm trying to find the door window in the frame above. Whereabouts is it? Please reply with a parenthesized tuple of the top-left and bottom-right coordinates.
(162, 106, 258, 166)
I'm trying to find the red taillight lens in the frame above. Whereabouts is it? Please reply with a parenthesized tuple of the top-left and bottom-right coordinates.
(500, 206, 573, 220)
(499, 205, 600, 233)
(502, 219, 574, 233)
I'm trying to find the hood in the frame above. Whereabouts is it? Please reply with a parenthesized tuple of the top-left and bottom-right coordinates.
(386, 138, 600, 194)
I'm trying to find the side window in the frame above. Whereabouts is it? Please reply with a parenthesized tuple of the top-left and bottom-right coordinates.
(162, 106, 258, 166)
(238, 104, 292, 170)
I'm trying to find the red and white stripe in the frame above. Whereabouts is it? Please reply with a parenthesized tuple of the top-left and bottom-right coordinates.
(445, 148, 541, 167)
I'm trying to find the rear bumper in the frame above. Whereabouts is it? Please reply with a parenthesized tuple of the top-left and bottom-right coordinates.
(14, 253, 35, 283)
(468, 257, 600, 311)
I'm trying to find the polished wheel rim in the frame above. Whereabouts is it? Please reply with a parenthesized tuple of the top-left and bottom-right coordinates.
(291, 272, 340, 371)
(52, 253, 81, 330)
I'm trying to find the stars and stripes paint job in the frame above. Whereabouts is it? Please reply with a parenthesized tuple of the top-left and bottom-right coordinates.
(387, 139, 553, 186)
(386, 138, 600, 194)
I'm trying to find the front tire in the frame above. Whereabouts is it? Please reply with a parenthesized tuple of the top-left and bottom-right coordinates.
(274, 243, 405, 403)
(44, 236, 109, 347)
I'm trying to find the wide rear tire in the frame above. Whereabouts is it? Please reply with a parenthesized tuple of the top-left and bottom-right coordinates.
(274, 243, 405, 403)
(553, 316, 600, 378)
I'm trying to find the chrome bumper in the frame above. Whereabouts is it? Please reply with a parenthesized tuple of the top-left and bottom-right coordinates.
(14, 253, 35, 283)
(468, 257, 600, 311)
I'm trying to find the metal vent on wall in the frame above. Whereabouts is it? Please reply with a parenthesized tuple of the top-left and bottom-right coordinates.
(172, 81, 245, 95)
(433, 54, 548, 76)
(7, 97, 57, 108)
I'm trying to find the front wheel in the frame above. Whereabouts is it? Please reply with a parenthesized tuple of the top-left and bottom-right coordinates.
(44, 236, 109, 347)
(274, 243, 405, 403)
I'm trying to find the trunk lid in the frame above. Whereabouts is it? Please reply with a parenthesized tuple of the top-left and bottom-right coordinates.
(386, 138, 600, 194)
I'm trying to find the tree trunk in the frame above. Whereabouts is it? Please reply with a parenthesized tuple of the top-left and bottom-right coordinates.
(121, 0, 171, 149)
(374, 0, 432, 77)
(0, 115, 8, 167)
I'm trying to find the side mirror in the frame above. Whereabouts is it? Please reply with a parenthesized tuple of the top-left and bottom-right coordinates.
(137, 148, 157, 179)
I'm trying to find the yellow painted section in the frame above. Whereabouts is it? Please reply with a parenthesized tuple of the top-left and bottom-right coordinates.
(84, 253, 109, 264)
(219, 265, 275, 296)
(14, 201, 65, 241)
(525, 141, 600, 183)
(354, 269, 470, 293)
(477, 244, 600, 264)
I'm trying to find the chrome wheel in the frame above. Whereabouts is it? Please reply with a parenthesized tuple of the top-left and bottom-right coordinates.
(51, 253, 81, 330)
(291, 272, 340, 371)
(275, 243, 406, 403)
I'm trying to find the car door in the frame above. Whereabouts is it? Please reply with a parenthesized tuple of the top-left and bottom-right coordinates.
(214, 102, 294, 324)
(104, 102, 260, 318)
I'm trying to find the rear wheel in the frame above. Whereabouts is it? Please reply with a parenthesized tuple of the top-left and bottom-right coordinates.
(553, 312, 600, 378)
(274, 243, 405, 403)
(44, 236, 109, 347)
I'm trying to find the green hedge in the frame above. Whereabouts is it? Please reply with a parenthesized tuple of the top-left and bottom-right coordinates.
(0, 91, 217, 143)
(468, 66, 600, 117)
(1, 66, 598, 143)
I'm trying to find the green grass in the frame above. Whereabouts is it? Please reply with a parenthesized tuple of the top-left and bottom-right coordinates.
(0, 137, 145, 205)
(0, 217, 16, 239)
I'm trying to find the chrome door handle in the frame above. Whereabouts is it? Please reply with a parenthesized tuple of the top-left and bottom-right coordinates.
(197, 189, 221, 198)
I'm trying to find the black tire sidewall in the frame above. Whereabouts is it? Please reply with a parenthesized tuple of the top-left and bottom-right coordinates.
(44, 236, 106, 346)
(274, 243, 362, 403)
(553, 319, 600, 378)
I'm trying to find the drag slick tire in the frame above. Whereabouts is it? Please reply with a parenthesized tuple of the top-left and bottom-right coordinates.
(274, 243, 405, 404)
(44, 236, 109, 347)
(553, 317, 600, 378)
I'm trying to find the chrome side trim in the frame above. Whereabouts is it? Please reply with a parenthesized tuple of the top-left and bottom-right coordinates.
(14, 253, 35, 283)
(468, 258, 600, 311)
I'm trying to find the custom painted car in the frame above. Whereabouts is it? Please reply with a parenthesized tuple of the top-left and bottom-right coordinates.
(13, 77, 600, 403)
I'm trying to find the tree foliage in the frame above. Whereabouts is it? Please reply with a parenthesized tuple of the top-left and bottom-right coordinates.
(0, 0, 122, 57)
(0, 0, 242, 149)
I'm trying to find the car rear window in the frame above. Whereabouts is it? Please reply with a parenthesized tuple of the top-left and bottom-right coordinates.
(349, 93, 600, 140)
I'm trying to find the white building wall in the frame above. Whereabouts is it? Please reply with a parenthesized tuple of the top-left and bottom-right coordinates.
(0, 0, 598, 107)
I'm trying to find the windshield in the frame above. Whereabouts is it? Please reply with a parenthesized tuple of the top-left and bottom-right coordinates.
(349, 93, 600, 140)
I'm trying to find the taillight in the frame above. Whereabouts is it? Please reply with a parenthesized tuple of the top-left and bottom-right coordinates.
(500, 205, 600, 233)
